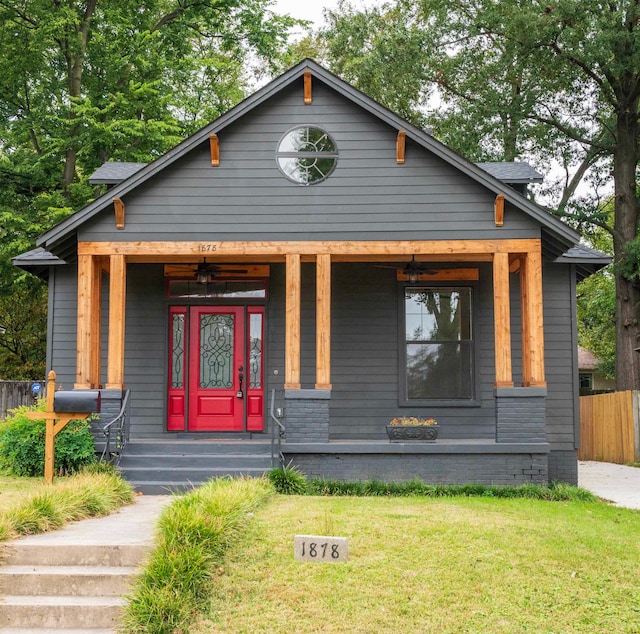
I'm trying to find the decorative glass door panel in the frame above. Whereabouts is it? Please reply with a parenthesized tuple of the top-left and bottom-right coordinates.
(167, 307, 186, 431)
(189, 306, 243, 431)
(246, 307, 264, 431)
(168, 305, 265, 432)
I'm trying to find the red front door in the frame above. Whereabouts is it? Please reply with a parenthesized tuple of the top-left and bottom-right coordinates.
(167, 305, 264, 432)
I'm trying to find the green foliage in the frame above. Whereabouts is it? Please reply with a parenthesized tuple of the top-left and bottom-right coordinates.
(123, 477, 273, 634)
(267, 464, 309, 494)
(0, 404, 96, 476)
(0, 469, 134, 542)
(0, 0, 300, 379)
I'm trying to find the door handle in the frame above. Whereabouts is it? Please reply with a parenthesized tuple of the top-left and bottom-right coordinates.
(237, 366, 244, 398)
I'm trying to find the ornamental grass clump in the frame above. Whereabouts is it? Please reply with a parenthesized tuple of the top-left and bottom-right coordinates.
(122, 477, 273, 634)
(0, 468, 134, 543)
(389, 416, 438, 426)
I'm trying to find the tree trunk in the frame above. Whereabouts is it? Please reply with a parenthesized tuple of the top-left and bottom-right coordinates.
(613, 100, 640, 390)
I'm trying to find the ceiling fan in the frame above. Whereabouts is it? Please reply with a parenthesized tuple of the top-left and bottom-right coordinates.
(195, 259, 249, 283)
(375, 256, 437, 282)
(165, 259, 250, 282)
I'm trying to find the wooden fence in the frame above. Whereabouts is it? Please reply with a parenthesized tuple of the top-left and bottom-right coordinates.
(579, 390, 640, 464)
(0, 381, 40, 421)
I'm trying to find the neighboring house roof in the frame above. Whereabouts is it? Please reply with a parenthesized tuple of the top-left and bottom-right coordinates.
(476, 162, 543, 184)
(36, 59, 582, 255)
(578, 346, 601, 371)
(88, 162, 147, 185)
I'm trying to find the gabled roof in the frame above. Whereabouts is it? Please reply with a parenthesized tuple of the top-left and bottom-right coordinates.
(88, 160, 544, 188)
(88, 162, 147, 185)
(12, 247, 66, 279)
(555, 243, 611, 281)
(476, 162, 543, 184)
(37, 59, 581, 252)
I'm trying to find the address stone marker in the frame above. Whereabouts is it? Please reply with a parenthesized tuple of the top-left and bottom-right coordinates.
(294, 535, 349, 563)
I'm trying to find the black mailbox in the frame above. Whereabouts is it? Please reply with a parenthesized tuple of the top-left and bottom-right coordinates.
(54, 390, 101, 414)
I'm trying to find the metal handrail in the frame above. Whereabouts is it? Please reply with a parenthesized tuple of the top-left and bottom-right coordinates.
(269, 388, 285, 469)
(99, 389, 130, 465)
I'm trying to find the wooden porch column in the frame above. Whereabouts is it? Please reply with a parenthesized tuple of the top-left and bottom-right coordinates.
(90, 260, 102, 388)
(106, 254, 127, 390)
(493, 252, 514, 388)
(75, 255, 97, 389)
(315, 254, 332, 390)
(521, 249, 546, 387)
(285, 253, 301, 390)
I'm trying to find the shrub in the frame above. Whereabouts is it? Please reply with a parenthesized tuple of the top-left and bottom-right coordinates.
(267, 464, 308, 494)
(0, 404, 96, 476)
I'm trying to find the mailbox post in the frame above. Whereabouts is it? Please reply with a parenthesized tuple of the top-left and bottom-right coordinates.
(26, 371, 100, 485)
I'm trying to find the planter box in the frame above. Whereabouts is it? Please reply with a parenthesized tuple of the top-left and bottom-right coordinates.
(386, 425, 439, 442)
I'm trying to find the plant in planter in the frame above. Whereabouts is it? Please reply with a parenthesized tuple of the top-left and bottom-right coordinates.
(386, 416, 439, 442)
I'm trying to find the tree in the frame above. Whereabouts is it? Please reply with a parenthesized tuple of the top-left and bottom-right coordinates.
(318, 0, 640, 390)
(0, 0, 297, 378)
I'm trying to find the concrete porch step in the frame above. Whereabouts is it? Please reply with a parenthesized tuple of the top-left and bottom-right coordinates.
(0, 596, 125, 629)
(125, 439, 272, 455)
(119, 453, 272, 469)
(0, 565, 135, 596)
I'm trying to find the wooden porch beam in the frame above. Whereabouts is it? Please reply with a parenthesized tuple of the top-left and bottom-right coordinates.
(396, 131, 406, 164)
(209, 133, 220, 167)
(521, 249, 546, 387)
(75, 254, 95, 389)
(285, 253, 301, 390)
(493, 252, 514, 388)
(304, 71, 312, 104)
(106, 254, 127, 390)
(79, 238, 542, 257)
(316, 254, 332, 390)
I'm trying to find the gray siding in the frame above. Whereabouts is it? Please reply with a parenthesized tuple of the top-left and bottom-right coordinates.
(543, 262, 579, 452)
(79, 81, 540, 243)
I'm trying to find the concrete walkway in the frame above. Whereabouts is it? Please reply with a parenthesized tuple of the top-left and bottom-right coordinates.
(578, 461, 640, 510)
(1, 494, 172, 549)
(0, 495, 172, 633)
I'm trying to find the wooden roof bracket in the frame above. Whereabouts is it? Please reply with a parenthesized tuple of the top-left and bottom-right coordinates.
(209, 133, 220, 167)
(396, 130, 406, 164)
(113, 197, 125, 230)
(495, 193, 505, 226)
(304, 71, 312, 104)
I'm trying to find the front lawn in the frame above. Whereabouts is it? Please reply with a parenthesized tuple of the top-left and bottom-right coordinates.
(193, 495, 640, 633)
(0, 475, 42, 512)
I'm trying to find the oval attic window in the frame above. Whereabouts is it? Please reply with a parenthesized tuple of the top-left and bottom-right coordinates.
(276, 126, 338, 185)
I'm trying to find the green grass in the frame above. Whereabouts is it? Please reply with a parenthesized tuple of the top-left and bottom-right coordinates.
(0, 474, 43, 512)
(192, 495, 640, 634)
(121, 477, 273, 634)
(0, 467, 134, 543)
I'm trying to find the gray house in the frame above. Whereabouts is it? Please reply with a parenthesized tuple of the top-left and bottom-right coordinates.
(15, 60, 608, 491)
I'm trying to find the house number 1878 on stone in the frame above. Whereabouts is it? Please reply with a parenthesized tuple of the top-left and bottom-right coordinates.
(294, 535, 348, 563)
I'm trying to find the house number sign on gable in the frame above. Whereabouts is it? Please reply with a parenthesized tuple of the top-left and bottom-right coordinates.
(294, 535, 349, 563)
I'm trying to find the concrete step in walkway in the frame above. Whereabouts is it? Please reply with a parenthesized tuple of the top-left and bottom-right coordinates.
(0, 495, 171, 633)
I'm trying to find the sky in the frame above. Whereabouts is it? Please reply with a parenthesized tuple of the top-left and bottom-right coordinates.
(271, 0, 382, 29)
